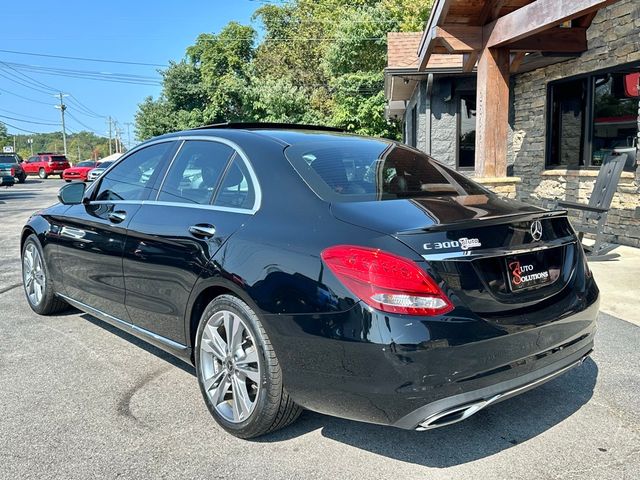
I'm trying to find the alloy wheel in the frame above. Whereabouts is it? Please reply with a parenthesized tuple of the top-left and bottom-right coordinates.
(23, 243, 45, 306)
(199, 310, 261, 423)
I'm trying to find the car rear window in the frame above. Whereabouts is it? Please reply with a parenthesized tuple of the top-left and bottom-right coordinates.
(285, 138, 488, 202)
(50, 155, 68, 162)
(0, 154, 19, 164)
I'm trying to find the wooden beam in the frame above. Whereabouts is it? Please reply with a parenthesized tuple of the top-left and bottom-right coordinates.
(574, 11, 598, 28)
(508, 27, 588, 52)
(435, 26, 483, 53)
(473, 0, 508, 26)
(475, 48, 510, 178)
(485, 0, 619, 48)
(463, 51, 480, 73)
(510, 52, 526, 73)
(418, 0, 456, 69)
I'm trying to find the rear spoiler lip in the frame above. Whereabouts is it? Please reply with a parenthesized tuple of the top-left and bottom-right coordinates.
(397, 210, 568, 234)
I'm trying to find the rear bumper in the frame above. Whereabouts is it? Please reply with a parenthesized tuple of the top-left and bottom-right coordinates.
(398, 343, 592, 430)
(1, 175, 15, 186)
(263, 281, 599, 428)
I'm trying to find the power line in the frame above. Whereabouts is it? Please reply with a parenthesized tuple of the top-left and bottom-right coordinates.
(0, 70, 53, 95)
(0, 87, 54, 105)
(0, 48, 167, 67)
(0, 60, 59, 93)
(65, 110, 104, 136)
(0, 107, 58, 123)
(0, 120, 40, 134)
(1, 62, 162, 86)
(68, 94, 106, 119)
(0, 113, 59, 126)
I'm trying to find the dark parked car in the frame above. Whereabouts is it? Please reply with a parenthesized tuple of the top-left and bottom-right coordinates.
(20, 124, 599, 439)
(0, 163, 16, 187)
(0, 153, 26, 183)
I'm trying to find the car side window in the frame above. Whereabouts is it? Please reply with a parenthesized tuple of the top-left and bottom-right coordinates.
(157, 140, 235, 205)
(213, 155, 256, 210)
(94, 142, 173, 202)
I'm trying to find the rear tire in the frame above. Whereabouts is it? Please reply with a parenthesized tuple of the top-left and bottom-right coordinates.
(38, 168, 47, 179)
(59, 174, 64, 179)
(17, 174, 26, 184)
(21, 234, 68, 315)
(195, 294, 302, 439)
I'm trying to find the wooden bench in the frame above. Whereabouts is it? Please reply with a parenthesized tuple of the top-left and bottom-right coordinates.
(555, 153, 628, 256)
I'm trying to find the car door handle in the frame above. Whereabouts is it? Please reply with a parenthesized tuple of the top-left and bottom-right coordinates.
(189, 224, 216, 238)
(108, 211, 127, 224)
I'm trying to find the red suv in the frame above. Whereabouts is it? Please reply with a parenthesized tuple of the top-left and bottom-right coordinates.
(23, 153, 71, 179)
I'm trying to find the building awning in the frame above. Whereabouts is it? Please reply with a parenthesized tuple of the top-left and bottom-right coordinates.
(389, 0, 622, 178)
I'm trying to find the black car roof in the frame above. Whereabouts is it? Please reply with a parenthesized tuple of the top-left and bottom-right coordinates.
(190, 122, 345, 133)
(153, 123, 393, 148)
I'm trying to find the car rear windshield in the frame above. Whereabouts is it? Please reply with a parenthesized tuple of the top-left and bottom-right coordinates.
(285, 138, 488, 202)
(50, 155, 68, 162)
(0, 154, 19, 164)
(96, 161, 113, 169)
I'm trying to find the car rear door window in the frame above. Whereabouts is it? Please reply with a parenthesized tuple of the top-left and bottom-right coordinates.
(158, 140, 235, 205)
(213, 155, 256, 210)
(285, 139, 488, 202)
(94, 142, 173, 201)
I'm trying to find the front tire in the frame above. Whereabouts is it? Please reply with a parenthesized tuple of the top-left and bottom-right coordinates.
(195, 294, 302, 439)
(21, 235, 68, 315)
(38, 168, 48, 179)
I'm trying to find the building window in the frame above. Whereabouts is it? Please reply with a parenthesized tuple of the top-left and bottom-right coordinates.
(547, 62, 639, 169)
(457, 93, 476, 170)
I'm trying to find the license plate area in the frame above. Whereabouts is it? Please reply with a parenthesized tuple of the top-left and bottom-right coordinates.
(505, 250, 561, 292)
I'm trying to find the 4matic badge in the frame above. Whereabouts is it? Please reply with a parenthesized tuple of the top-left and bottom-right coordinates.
(423, 237, 482, 251)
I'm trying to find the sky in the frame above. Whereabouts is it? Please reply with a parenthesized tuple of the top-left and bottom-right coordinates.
(0, 0, 261, 146)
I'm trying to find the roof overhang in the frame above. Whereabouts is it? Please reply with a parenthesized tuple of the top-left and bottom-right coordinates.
(417, 0, 620, 73)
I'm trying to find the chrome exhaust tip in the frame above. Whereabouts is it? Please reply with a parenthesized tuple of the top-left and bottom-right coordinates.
(414, 352, 592, 431)
(416, 396, 499, 431)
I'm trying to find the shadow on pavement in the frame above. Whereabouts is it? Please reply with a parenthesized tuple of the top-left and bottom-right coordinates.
(77, 309, 597, 468)
(258, 359, 598, 467)
(0, 190, 40, 201)
(78, 312, 195, 376)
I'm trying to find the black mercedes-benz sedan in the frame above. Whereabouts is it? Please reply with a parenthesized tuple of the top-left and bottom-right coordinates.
(20, 124, 599, 438)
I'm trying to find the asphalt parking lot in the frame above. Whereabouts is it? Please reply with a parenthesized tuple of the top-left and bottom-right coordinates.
(1, 179, 639, 480)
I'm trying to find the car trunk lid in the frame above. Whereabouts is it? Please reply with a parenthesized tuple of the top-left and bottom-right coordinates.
(331, 194, 581, 316)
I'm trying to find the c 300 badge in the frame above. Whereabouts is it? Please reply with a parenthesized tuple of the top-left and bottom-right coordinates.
(423, 237, 482, 251)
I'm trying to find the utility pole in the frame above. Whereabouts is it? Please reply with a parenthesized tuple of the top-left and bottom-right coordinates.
(77, 142, 81, 162)
(54, 93, 68, 155)
(28, 138, 33, 156)
(107, 116, 113, 155)
(13, 136, 16, 152)
(124, 122, 133, 150)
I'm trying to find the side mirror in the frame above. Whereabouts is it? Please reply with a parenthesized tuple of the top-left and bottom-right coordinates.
(58, 182, 87, 205)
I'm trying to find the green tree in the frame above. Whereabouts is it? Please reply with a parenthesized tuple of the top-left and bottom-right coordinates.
(134, 0, 434, 141)
(134, 96, 177, 141)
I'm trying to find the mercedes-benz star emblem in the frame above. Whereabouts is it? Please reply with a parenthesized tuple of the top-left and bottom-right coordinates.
(530, 220, 543, 241)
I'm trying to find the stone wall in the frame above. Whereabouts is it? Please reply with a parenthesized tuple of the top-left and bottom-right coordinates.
(511, 0, 640, 247)
(405, 81, 429, 153)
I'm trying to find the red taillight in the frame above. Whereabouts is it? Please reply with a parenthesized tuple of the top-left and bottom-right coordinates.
(321, 245, 454, 316)
(10, 168, 15, 176)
